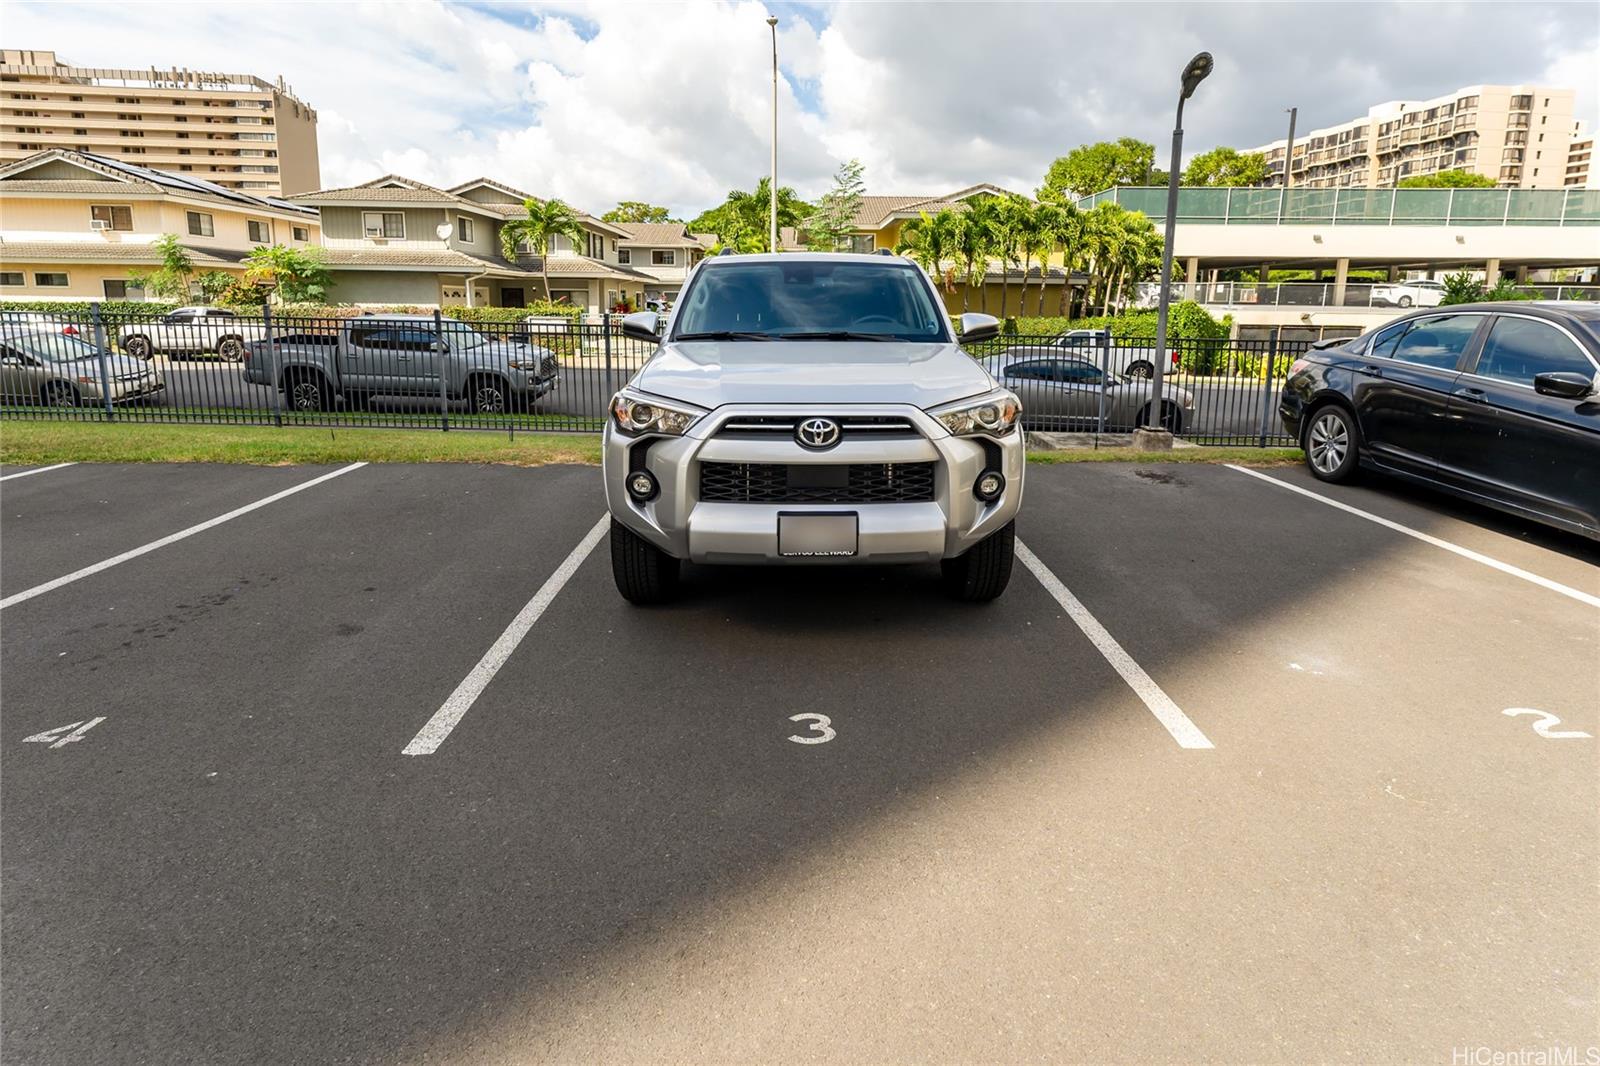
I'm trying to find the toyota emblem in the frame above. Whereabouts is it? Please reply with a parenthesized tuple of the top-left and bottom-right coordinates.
(796, 417, 842, 450)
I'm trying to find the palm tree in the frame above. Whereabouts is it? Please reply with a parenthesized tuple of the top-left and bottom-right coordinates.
(1023, 203, 1061, 317)
(500, 197, 587, 302)
(958, 196, 1004, 314)
(893, 211, 944, 277)
(1036, 202, 1083, 317)
(995, 194, 1034, 319)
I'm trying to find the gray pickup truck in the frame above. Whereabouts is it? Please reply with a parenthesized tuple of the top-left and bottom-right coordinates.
(241, 314, 558, 412)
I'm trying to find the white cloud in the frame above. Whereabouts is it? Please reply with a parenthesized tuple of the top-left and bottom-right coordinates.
(5, 1, 1596, 216)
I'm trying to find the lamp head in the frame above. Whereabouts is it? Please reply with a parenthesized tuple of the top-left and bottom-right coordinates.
(1180, 52, 1214, 99)
(766, 15, 778, 27)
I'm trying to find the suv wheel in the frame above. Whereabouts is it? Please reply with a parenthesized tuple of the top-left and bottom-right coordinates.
(123, 334, 152, 360)
(610, 519, 680, 605)
(217, 336, 245, 361)
(1126, 360, 1154, 379)
(285, 370, 331, 412)
(1304, 404, 1360, 483)
(1397, 295, 1414, 308)
(941, 521, 1015, 602)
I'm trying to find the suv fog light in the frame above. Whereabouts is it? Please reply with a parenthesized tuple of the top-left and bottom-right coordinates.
(626, 470, 659, 502)
(974, 470, 1006, 502)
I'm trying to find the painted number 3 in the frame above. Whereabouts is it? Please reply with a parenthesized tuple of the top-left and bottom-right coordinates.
(1503, 708, 1592, 740)
(788, 713, 836, 745)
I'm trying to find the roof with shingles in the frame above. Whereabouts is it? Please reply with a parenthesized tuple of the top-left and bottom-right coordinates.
(0, 150, 317, 215)
(316, 246, 653, 282)
(0, 241, 247, 265)
(851, 184, 1026, 228)
(614, 222, 707, 248)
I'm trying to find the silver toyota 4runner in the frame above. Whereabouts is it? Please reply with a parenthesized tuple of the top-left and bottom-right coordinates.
(603, 253, 1024, 604)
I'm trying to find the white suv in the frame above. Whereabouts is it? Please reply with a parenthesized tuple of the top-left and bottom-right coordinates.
(1372, 279, 1446, 308)
(603, 253, 1025, 604)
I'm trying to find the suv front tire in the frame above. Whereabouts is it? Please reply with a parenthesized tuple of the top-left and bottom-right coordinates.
(610, 519, 681, 604)
(941, 521, 1015, 602)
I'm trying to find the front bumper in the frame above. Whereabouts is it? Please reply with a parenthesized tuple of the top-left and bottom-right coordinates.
(603, 404, 1025, 564)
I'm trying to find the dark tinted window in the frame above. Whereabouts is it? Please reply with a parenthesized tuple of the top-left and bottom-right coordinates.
(1057, 360, 1103, 383)
(1474, 317, 1597, 385)
(1367, 321, 1409, 358)
(674, 260, 948, 342)
(1003, 361, 1055, 381)
(1390, 315, 1481, 371)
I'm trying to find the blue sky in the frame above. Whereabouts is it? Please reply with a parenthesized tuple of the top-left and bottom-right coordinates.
(6, 1, 1596, 216)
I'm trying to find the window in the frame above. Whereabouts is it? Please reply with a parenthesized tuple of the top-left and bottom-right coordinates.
(34, 272, 69, 287)
(187, 211, 214, 236)
(1057, 361, 1104, 384)
(103, 279, 129, 298)
(456, 216, 474, 243)
(1366, 321, 1410, 358)
(1389, 315, 1482, 371)
(651, 249, 676, 266)
(1003, 361, 1056, 381)
(89, 205, 133, 231)
(349, 328, 438, 351)
(675, 260, 949, 342)
(292, 226, 309, 242)
(362, 211, 404, 238)
(0, 271, 23, 286)
(247, 219, 270, 243)
(1473, 317, 1597, 386)
(617, 249, 632, 264)
(849, 235, 875, 254)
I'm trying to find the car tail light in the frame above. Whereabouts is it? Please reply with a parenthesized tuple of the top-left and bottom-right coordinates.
(1169, 350, 1179, 367)
(62, 324, 79, 336)
(1288, 359, 1309, 377)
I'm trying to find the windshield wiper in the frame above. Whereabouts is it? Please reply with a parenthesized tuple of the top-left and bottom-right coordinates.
(775, 331, 894, 342)
(675, 330, 773, 341)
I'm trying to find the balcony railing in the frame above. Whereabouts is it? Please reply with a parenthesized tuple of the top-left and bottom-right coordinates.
(1076, 186, 1600, 226)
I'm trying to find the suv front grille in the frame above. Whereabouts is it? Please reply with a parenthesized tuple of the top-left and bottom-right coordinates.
(714, 415, 919, 440)
(699, 462, 936, 504)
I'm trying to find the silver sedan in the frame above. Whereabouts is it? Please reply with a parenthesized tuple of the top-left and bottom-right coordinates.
(0, 330, 166, 407)
(981, 351, 1196, 432)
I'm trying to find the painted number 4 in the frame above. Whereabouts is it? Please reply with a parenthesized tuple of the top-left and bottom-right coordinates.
(1502, 708, 1592, 740)
(23, 717, 105, 749)
(788, 713, 836, 745)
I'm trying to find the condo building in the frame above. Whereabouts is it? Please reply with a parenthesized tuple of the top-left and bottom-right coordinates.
(0, 48, 319, 196)
(1249, 85, 1576, 190)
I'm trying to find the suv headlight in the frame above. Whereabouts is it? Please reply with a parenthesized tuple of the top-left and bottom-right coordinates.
(610, 389, 705, 437)
(928, 389, 1022, 437)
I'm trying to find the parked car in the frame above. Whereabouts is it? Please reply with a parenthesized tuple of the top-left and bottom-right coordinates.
(0, 330, 165, 407)
(981, 352, 1196, 432)
(0, 311, 81, 336)
(1002, 328, 1179, 379)
(241, 315, 558, 413)
(1280, 302, 1600, 541)
(118, 306, 267, 361)
(1371, 279, 1445, 308)
(603, 253, 1024, 605)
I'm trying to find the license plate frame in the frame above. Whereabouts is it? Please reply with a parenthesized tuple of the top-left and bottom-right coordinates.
(777, 512, 859, 558)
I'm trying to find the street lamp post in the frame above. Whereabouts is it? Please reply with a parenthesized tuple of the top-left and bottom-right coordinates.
(767, 15, 779, 254)
(1150, 51, 1213, 445)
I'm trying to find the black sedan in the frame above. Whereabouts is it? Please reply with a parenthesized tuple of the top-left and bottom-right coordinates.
(1279, 301, 1600, 541)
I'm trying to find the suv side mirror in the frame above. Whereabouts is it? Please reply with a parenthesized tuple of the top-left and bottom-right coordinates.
(959, 312, 1000, 344)
(1533, 371, 1597, 400)
(620, 310, 661, 343)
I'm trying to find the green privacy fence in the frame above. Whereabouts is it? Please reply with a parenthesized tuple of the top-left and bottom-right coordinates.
(1076, 186, 1600, 226)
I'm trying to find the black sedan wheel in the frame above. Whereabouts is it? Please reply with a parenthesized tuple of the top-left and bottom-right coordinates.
(1304, 405, 1360, 483)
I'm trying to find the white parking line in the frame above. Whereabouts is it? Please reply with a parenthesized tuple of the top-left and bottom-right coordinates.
(0, 462, 368, 611)
(1016, 539, 1215, 750)
(1226, 464, 1600, 611)
(1, 462, 77, 482)
(402, 514, 609, 756)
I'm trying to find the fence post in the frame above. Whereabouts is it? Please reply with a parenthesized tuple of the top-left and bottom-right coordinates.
(602, 312, 614, 401)
(1257, 327, 1280, 448)
(434, 309, 449, 431)
(263, 302, 282, 427)
(1096, 329, 1110, 444)
(90, 302, 114, 419)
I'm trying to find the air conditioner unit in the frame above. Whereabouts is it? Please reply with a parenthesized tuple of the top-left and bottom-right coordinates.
(90, 219, 111, 231)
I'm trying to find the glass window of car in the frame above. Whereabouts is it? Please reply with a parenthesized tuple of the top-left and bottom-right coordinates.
(1057, 360, 1104, 384)
(1389, 314, 1481, 370)
(1002, 360, 1056, 381)
(1473, 317, 1598, 386)
(1366, 320, 1410, 357)
(673, 260, 949, 342)
(439, 322, 485, 349)
(5, 332, 104, 362)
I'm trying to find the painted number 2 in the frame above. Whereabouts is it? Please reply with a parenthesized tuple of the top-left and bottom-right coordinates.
(1502, 708, 1592, 740)
(788, 713, 836, 745)
(23, 717, 106, 749)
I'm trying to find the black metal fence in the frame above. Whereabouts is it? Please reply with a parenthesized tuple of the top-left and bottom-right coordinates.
(1, 306, 1307, 446)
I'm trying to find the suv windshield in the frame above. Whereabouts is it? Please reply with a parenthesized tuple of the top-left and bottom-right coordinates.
(674, 260, 950, 342)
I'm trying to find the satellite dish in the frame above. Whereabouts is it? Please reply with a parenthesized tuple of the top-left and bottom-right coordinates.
(436, 222, 454, 240)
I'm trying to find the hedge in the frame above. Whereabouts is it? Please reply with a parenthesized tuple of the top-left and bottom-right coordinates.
(0, 299, 584, 325)
(1009, 301, 1232, 341)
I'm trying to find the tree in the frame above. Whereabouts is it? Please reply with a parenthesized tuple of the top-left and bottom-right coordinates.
(1439, 270, 1534, 305)
(1039, 138, 1156, 201)
(241, 244, 331, 304)
(1397, 170, 1498, 189)
(994, 194, 1035, 317)
(894, 210, 960, 294)
(500, 197, 587, 301)
(803, 158, 867, 251)
(1182, 147, 1270, 187)
(687, 178, 812, 253)
(951, 196, 1004, 313)
(127, 234, 195, 300)
(601, 201, 676, 223)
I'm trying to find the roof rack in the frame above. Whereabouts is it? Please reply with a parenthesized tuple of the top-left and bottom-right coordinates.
(717, 247, 735, 256)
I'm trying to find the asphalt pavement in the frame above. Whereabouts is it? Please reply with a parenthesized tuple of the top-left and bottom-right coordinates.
(2, 458, 1595, 1064)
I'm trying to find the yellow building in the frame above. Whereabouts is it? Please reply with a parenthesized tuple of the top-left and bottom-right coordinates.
(0, 148, 320, 300)
(1, 48, 320, 196)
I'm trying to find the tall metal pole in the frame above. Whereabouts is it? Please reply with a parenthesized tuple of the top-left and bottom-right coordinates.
(1283, 107, 1298, 189)
(1151, 97, 1185, 432)
(767, 16, 779, 253)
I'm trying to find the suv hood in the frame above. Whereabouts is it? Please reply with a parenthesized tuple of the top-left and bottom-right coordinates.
(632, 341, 994, 409)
